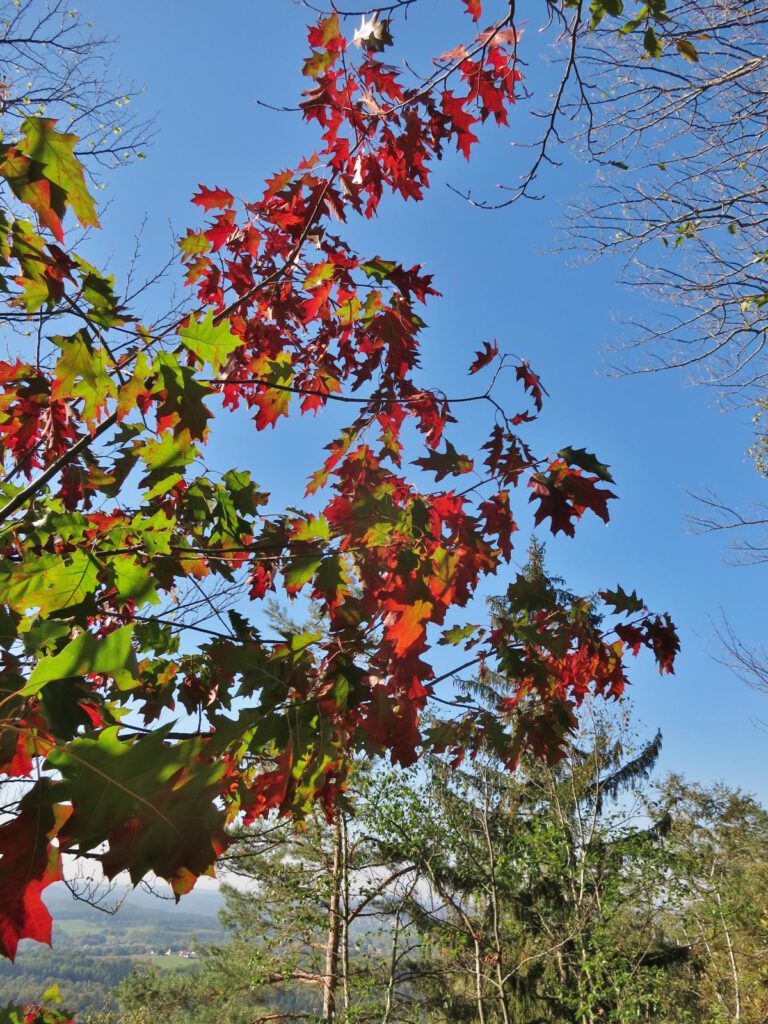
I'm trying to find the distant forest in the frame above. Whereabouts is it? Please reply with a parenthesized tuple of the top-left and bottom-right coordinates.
(0, 888, 224, 1015)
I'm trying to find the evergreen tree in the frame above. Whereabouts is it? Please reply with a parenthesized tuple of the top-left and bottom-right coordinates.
(364, 543, 689, 1024)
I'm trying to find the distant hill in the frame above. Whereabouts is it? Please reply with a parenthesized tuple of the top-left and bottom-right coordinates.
(44, 881, 225, 921)
(0, 884, 226, 1017)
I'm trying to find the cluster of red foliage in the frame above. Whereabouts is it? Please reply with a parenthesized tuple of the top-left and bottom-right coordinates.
(0, 1, 678, 972)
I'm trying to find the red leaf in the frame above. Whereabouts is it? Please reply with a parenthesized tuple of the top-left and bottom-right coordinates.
(529, 464, 615, 537)
(479, 489, 517, 560)
(192, 185, 234, 211)
(639, 613, 680, 674)
(516, 360, 546, 412)
(482, 425, 533, 485)
(243, 749, 294, 823)
(250, 385, 292, 431)
(442, 90, 479, 159)
(463, 0, 482, 20)
(249, 563, 274, 600)
(468, 339, 499, 375)
(204, 209, 236, 252)
(361, 688, 422, 767)
(0, 793, 63, 960)
(383, 600, 433, 657)
(308, 13, 343, 53)
(0, 730, 37, 777)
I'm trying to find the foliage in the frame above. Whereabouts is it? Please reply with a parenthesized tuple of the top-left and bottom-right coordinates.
(0, 951, 132, 1021)
(111, 703, 768, 1024)
(0, 0, 679, 976)
(0, 986, 74, 1024)
(367, 611, 686, 1024)
(92, 557, 768, 1024)
(109, 806, 395, 1024)
(650, 777, 768, 1023)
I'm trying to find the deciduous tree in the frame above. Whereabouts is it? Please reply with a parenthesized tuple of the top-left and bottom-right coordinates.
(0, 0, 678, 985)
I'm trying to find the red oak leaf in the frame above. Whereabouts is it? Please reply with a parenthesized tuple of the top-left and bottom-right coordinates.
(204, 210, 236, 252)
(0, 795, 64, 961)
(516, 360, 546, 412)
(383, 599, 433, 657)
(479, 489, 517, 560)
(0, 730, 37, 778)
(640, 613, 680, 674)
(308, 13, 344, 53)
(468, 339, 499, 374)
(529, 465, 615, 537)
(414, 441, 473, 482)
(361, 688, 422, 767)
(249, 563, 275, 600)
(192, 185, 234, 211)
(243, 749, 295, 824)
(482, 425, 533, 486)
(442, 90, 479, 159)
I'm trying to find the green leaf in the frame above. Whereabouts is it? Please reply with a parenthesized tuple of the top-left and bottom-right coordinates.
(600, 586, 646, 616)
(47, 727, 228, 890)
(291, 515, 330, 543)
(40, 678, 101, 740)
(643, 25, 663, 57)
(590, 0, 623, 29)
(19, 618, 71, 656)
(20, 117, 99, 229)
(178, 229, 210, 258)
(0, 150, 67, 242)
(23, 624, 139, 695)
(413, 441, 473, 483)
(439, 623, 481, 646)
(284, 555, 323, 593)
(52, 331, 117, 425)
(0, 552, 99, 615)
(558, 446, 615, 483)
(153, 352, 212, 439)
(42, 983, 61, 1004)
(9, 219, 55, 312)
(179, 311, 242, 373)
(117, 351, 152, 423)
(134, 617, 180, 657)
(315, 553, 351, 607)
(112, 555, 160, 607)
(139, 429, 197, 499)
(619, 4, 648, 34)
(130, 510, 175, 556)
(304, 261, 335, 289)
(361, 257, 397, 283)
(221, 469, 268, 516)
(74, 257, 126, 328)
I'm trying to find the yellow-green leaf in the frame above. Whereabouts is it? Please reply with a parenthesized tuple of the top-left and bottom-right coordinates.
(20, 117, 99, 229)
(52, 331, 117, 425)
(23, 625, 139, 695)
(0, 552, 99, 615)
(179, 311, 242, 374)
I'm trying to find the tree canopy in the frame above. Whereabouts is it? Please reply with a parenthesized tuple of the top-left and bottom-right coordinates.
(0, 6, 685, 1020)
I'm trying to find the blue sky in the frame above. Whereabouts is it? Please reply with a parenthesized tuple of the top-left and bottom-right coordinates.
(75, 0, 767, 799)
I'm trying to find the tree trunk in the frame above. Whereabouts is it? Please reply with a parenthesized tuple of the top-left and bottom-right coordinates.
(340, 812, 351, 1014)
(323, 816, 344, 1024)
